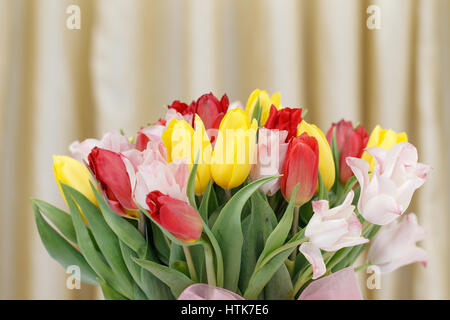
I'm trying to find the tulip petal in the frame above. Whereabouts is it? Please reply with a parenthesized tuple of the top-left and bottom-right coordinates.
(299, 267, 363, 300)
(158, 195, 203, 242)
(346, 157, 370, 211)
(376, 246, 428, 274)
(299, 242, 326, 279)
(362, 194, 401, 225)
(307, 219, 349, 249)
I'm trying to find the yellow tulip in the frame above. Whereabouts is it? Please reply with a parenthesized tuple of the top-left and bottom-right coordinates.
(162, 115, 212, 195)
(245, 89, 282, 126)
(297, 120, 335, 190)
(361, 125, 408, 172)
(211, 108, 258, 189)
(53, 156, 98, 222)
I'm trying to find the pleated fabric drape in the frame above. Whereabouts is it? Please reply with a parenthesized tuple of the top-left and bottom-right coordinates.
(0, 0, 448, 299)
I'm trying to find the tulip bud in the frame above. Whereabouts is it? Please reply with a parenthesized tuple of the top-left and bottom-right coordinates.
(211, 108, 258, 189)
(326, 120, 369, 184)
(88, 147, 138, 218)
(53, 155, 98, 208)
(162, 115, 212, 195)
(146, 191, 203, 243)
(280, 133, 319, 206)
(368, 213, 427, 274)
(297, 120, 335, 190)
(361, 125, 408, 173)
(245, 89, 282, 126)
(265, 105, 303, 142)
(190, 93, 229, 132)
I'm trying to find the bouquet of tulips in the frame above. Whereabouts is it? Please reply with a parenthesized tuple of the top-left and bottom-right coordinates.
(31, 89, 431, 300)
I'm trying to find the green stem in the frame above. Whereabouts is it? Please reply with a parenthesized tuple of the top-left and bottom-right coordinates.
(292, 268, 312, 298)
(183, 246, 198, 282)
(290, 206, 300, 260)
(138, 211, 146, 236)
(255, 236, 308, 274)
(224, 188, 232, 201)
(203, 242, 216, 286)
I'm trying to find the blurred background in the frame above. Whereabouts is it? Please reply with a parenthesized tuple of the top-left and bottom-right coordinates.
(0, 0, 449, 299)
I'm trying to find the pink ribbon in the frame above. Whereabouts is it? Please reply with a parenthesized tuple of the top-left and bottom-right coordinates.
(178, 267, 362, 300)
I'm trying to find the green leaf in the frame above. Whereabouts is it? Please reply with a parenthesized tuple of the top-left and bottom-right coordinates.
(198, 181, 218, 221)
(139, 262, 174, 300)
(32, 202, 98, 285)
(298, 200, 313, 227)
(342, 176, 358, 197)
(66, 185, 135, 298)
(91, 182, 147, 258)
(239, 191, 277, 293)
(264, 264, 294, 300)
(31, 198, 77, 244)
(331, 128, 341, 189)
(256, 184, 299, 267)
(151, 223, 170, 264)
(207, 204, 224, 228)
(169, 242, 184, 267)
(133, 258, 194, 298)
(61, 184, 129, 297)
(318, 171, 329, 201)
(243, 245, 296, 299)
(172, 260, 190, 278)
(251, 97, 262, 125)
(119, 240, 144, 289)
(98, 278, 128, 300)
(243, 230, 305, 299)
(211, 175, 279, 292)
(186, 162, 199, 210)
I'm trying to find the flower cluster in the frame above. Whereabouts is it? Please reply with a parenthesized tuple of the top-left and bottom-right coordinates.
(34, 89, 431, 300)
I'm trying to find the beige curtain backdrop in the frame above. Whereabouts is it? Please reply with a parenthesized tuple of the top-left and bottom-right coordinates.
(0, 0, 448, 299)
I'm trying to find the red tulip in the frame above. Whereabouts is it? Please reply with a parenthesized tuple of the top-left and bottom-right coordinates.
(265, 105, 303, 142)
(168, 100, 195, 117)
(169, 93, 229, 129)
(280, 133, 319, 206)
(88, 147, 137, 216)
(146, 191, 203, 242)
(136, 128, 150, 152)
(326, 120, 369, 184)
(190, 93, 229, 131)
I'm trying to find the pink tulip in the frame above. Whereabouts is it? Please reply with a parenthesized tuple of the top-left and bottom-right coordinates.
(300, 191, 369, 279)
(368, 213, 427, 273)
(136, 125, 166, 151)
(70, 130, 133, 162)
(133, 157, 190, 208)
(346, 142, 431, 225)
(250, 128, 288, 196)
